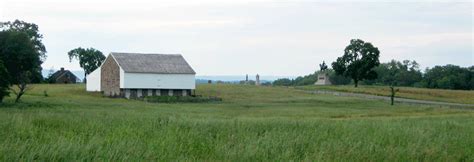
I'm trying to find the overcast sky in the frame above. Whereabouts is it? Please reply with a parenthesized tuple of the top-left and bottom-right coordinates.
(0, 0, 472, 76)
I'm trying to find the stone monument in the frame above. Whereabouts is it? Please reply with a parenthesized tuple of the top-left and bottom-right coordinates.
(314, 61, 332, 85)
(256, 74, 260, 86)
(245, 74, 249, 84)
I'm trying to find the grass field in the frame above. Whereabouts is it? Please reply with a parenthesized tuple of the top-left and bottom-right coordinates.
(0, 84, 473, 161)
(297, 85, 474, 104)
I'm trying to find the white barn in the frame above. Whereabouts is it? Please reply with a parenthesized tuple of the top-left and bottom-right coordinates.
(86, 52, 196, 98)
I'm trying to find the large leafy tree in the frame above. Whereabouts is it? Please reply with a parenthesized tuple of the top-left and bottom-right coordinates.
(68, 47, 106, 81)
(0, 60, 9, 103)
(0, 20, 46, 83)
(0, 31, 41, 102)
(332, 39, 380, 87)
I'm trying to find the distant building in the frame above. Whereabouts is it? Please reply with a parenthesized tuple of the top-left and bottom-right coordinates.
(48, 67, 78, 84)
(86, 52, 196, 98)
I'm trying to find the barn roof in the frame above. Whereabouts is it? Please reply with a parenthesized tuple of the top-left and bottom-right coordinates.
(110, 52, 196, 74)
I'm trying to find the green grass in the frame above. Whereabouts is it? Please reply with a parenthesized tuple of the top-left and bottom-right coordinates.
(297, 85, 474, 104)
(0, 84, 473, 161)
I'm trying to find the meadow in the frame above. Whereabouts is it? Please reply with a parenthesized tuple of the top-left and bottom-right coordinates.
(0, 84, 473, 161)
(297, 85, 474, 104)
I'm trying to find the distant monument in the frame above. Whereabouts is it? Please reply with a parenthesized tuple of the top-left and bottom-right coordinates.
(314, 61, 332, 85)
(245, 74, 249, 84)
(256, 74, 260, 86)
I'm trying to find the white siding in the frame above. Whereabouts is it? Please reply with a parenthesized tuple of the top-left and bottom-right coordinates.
(120, 68, 125, 88)
(86, 68, 101, 91)
(121, 73, 195, 89)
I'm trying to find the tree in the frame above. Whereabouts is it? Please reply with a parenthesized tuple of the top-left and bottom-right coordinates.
(389, 85, 399, 106)
(68, 47, 106, 81)
(327, 69, 352, 85)
(0, 31, 41, 102)
(273, 78, 294, 86)
(332, 39, 380, 87)
(422, 65, 473, 90)
(470, 66, 474, 90)
(1, 20, 46, 83)
(369, 60, 422, 86)
(0, 60, 9, 103)
(294, 74, 317, 86)
(0, 20, 46, 59)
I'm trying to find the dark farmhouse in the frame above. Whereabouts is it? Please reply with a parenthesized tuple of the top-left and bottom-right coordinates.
(49, 68, 79, 84)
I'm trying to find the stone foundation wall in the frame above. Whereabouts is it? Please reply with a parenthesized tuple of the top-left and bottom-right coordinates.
(123, 89, 191, 99)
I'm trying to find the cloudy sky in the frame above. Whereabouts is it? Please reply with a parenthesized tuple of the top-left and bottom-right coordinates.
(0, 0, 472, 76)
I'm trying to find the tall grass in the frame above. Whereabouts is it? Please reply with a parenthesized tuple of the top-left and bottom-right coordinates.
(0, 84, 472, 161)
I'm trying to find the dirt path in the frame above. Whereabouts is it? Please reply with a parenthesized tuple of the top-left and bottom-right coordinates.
(303, 90, 474, 109)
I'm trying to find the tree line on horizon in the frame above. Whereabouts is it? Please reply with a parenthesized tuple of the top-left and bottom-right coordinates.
(274, 60, 474, 90)
(274, 39, 473, 90)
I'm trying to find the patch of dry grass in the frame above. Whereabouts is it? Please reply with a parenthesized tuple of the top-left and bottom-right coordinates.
(297, 85, 474, 104)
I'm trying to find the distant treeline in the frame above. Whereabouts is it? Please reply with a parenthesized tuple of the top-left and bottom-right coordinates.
(273, 60, 474, 90)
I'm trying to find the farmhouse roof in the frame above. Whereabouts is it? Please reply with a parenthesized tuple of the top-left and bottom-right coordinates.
(50, 68, 78, 81)
(110, 52, 196, 74)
